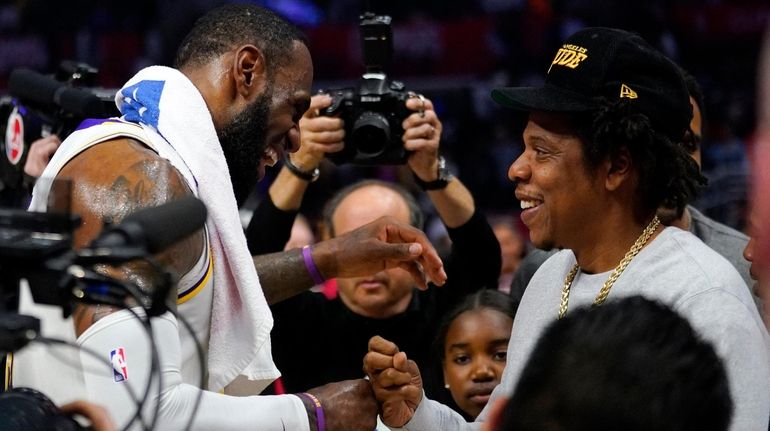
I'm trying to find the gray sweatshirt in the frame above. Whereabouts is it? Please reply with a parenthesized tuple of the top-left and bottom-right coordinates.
(397, 227, 770, 431)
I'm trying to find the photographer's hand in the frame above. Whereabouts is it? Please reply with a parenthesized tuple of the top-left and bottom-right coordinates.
(293, 93, 345, 169)
(24, 134, 61, 178)
(403, 96, 442, 181)
(269, 94, 344, 211)
(403, 96, 475, 228)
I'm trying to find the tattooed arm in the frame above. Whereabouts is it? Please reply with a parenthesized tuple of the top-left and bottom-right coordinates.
(54, 138, 204, 337)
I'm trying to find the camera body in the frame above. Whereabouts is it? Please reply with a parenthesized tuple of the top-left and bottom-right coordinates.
(323, 12, 413, 165)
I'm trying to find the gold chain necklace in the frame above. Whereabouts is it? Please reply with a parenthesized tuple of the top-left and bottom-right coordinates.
(558, 216, 661, 319)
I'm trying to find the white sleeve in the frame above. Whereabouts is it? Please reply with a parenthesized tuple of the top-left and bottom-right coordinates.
(77, 309, 309, 431)
(391, 395, 480, 431)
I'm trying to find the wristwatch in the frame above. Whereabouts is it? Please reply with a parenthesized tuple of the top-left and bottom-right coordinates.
(413, 155, 453, 190)
(283, 155, 320, 182)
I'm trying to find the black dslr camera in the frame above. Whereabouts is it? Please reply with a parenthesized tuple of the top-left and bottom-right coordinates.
(323, 12, 412, 165)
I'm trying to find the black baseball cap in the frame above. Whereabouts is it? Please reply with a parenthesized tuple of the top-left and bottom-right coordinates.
(492, 27, 691, 142)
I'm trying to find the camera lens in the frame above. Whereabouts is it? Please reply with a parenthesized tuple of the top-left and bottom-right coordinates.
(351, 111, 391, 157)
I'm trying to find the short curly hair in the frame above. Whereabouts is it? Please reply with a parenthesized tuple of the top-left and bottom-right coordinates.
(174, 4, 307, 74)
(576, 99, 706, 216)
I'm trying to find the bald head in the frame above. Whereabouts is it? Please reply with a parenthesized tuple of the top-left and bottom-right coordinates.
(323, 180, 424, 237)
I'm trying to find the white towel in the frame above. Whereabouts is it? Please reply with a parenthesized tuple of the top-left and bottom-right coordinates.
(114, 66, 278, 393)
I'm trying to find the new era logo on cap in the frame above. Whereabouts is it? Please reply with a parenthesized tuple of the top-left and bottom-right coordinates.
(620, 84, 638, 99)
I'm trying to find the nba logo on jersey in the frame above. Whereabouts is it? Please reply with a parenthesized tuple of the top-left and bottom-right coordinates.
(110, 347, 128, 382)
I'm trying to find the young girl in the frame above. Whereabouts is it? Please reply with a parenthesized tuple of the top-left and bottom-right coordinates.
(435, 289, 517, 419)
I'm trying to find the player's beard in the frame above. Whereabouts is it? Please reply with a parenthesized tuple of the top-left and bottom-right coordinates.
(217, 90, 271, 206)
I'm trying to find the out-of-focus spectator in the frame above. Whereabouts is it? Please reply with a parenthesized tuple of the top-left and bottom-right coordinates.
(743, 212, 768, 328)
(490, 216, 526, 293)
(747, 23, 770, 331)
(0, 388, 117, 431)
(283, 213, 315, 251)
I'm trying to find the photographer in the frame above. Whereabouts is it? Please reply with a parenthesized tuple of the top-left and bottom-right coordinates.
(260, 93, 501, 396)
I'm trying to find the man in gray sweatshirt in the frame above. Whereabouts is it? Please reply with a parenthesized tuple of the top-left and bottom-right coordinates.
(365, 27, 770, 431)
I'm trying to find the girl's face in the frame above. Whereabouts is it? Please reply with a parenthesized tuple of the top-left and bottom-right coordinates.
(442, 308, 513, 418)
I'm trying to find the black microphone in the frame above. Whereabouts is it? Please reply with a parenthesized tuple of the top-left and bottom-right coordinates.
(70, 196, 206, 316)
(88, 195, 207, 255)
(8, 69, 109, 117)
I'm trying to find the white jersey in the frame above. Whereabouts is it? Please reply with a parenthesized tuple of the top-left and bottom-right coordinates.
(13, 119, 308, 430)
(13, 119, 215, 394)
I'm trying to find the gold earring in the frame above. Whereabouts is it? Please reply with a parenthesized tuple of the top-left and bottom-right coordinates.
(444, 383, 450, 389)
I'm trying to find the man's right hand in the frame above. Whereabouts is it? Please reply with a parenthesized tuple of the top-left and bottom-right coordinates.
(290, 94, 345, 170)
(363, 336, 424, 428)
(312, 216, 447, 289)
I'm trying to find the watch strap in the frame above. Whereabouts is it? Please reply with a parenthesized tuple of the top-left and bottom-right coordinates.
(413, 156, 452, 190)
(284, 156, 320, 182)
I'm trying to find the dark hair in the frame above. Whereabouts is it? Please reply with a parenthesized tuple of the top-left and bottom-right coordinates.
(576, 99, 706, 215)
(434, 289, 517, 363)
(498, 296, 732, 431)
(322, 180, 424, 237)
(174, 4, 307, 73)
(680, 67, 705, 154)
(680, 68, 705, 122)
(0, 387, 83, 431)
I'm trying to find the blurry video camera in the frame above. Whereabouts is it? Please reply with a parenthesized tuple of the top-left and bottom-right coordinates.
(323, 12, 412, 165)
(0, 388, 88, 431)
(0, 61, 119, 205)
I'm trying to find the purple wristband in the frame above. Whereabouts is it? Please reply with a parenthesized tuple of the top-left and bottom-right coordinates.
(302, 245, 326, 285)
(300, 392, 325, 431)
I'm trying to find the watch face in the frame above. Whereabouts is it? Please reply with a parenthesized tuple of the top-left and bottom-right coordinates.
(437, 156, 452, 181)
